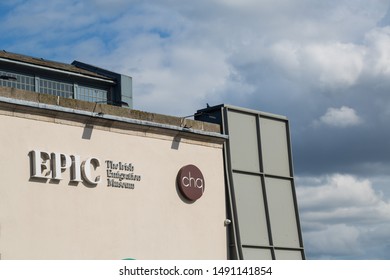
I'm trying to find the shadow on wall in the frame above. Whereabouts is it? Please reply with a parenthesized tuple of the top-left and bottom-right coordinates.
(171, 135, 181, 150)
(82, 124, 93, 140)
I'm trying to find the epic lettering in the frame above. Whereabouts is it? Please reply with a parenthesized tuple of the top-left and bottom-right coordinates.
(30, 150, 101, 185)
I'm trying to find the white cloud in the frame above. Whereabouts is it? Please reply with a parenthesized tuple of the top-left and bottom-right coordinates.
(317, 106, 362, 127)
(302, 43, 365, 88)
(297, 174, 390, 225)
(297, 174, 380, 210)
(111, 42, 231, 116)
(364, 26, 390, 77)
(268, 41, 365, 89)
(303, 224, 361, 257)
(296, 174, 390, 259)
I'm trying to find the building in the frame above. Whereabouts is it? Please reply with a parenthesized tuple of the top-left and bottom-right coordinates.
(0, 51, 305, 260)
(0, 50, 132, 107)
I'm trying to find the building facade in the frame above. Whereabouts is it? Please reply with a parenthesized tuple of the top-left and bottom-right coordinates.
(0, 87, 227, 259)
(0, 51, 304, 260)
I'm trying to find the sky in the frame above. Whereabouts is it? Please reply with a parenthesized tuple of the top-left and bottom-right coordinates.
(1, 0, 390, 259)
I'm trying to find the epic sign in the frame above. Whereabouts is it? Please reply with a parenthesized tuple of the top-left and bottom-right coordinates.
(176, 164, 205, 201)
(30, 150, 101, 185)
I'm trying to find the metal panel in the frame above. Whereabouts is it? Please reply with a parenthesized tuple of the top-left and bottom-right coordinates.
(259, 117, 291, 177)
(265, 177, 300, 247)
(196, 104, 305, 259)
(120, 74, 133, 108)
(232, 172, 269, 246)
(274, 249, 303, 260)
(227, 111, 260, 173)
(242, 247, 272, 260)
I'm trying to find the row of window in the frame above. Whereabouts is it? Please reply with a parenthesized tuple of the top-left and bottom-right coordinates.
(0, 69, 108, 103)
(76, 85, 107, 103)
(0, 70, 35, 91)
(39, 78, 74, 98)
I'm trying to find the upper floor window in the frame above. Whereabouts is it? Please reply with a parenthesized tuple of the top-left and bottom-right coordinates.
(76, 85, 108, 103)
(0, 69, 35, 91)
(39, 78, 74, 99)
(1, 68, 109, 104)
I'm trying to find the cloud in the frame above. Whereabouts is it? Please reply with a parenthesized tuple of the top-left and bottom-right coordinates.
(266, 41, 366, 92)
(317, 106, 362, 127)
(297, 174, 381, 210)
(296, 174, 390, 259)
(302, 224, 361, 258)
(1, 1, 388, 115)
(364, 26, 390, 77)
(302, 43, 365, 88)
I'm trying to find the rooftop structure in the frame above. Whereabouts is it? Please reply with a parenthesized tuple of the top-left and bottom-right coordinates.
(0, 50, 132, 107)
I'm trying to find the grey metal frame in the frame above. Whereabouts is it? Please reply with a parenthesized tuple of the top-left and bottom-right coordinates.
(196, 105, 305, 260)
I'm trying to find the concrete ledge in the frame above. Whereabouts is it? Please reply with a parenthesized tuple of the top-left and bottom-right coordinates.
(0, 86, 226, 141)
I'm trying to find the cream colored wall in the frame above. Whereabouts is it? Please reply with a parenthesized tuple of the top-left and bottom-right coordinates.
(0, 111, 227, 260)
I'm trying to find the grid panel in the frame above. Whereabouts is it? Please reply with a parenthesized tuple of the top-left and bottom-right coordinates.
(39, 78, 73, 98)
(0, 69, 110, 104)
(224, 107, 304, 260)
(77, 85, 107, 103)
(0, 70, 35, 91)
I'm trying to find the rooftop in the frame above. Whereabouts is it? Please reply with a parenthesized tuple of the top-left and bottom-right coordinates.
(0, 50, 113, 81)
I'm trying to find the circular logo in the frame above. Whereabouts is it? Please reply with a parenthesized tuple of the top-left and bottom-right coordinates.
(177, 164, 205, 201)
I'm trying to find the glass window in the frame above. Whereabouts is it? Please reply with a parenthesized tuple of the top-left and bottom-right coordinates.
(0, 69, 35, 92)
(1, 69, 109, 103)
(39, 78, 73, 98)
(77, 85, 108, 103)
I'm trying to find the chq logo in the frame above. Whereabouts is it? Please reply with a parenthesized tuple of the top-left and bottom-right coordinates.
(176, 164, 205, 201)
(29, 150, 101, 185)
